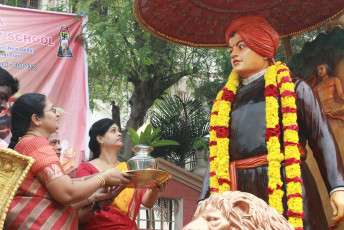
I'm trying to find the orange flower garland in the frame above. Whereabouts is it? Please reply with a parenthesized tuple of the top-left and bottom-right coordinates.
(209, 62, 304, 229)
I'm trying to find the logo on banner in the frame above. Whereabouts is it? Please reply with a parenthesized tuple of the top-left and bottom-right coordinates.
(57, 26, 73, 58)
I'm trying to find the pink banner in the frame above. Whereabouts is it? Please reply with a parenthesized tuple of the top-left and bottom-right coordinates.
(0, 6, 89, 166)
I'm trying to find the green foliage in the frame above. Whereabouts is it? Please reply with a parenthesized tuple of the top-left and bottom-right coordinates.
(70, 0, 232, 159)
(128, 124, 179, 148)
(193, 77, 227, 106)
(274, 41, 287, 63)
(149, 95, 210, 168)
(288, 27, 344, 79)
(193, 136, 209, 151)
(73, 0, 228, 111)
(291, 28, 323, 55)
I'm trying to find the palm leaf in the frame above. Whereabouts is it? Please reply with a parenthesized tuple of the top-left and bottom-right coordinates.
(150, 127, 161, 143)
(149, 95, 210, 168)
(140, 124, 152, 145)
(151, 140, 180, 147)
(128, 127, 140, 145)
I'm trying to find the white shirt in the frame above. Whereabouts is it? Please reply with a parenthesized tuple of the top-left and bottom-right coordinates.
(241, 68, 267, 85)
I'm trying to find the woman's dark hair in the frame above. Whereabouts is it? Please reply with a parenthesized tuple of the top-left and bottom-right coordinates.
(8, 93, 46, 149)
(89, 118, 116, 160)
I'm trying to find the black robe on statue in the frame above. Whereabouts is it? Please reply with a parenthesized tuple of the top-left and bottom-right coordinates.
(200, 76, 344, 230)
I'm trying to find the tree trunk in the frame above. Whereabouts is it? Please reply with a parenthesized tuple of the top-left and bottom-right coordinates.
(118, 80, 162, 160)
(111, 101, 121, 130)
(282, 37, 294, 61)
(118, 70, 190, 161)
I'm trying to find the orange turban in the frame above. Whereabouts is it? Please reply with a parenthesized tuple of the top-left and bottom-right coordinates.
(225, 16, 280, 59)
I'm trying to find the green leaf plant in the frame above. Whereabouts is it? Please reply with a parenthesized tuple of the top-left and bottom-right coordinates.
(128, 124, 179, 148)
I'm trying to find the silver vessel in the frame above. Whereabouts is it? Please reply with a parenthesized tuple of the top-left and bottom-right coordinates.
(126, 145, 158, 170)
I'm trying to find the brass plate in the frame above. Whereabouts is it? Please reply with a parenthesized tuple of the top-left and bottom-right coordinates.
(125, 170, 172, 189)
(0, 148, 34, 229)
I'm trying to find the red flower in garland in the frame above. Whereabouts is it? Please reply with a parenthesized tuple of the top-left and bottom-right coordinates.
(221, 88, 235, 103)
(281, 107, 297, 113)
(265, 125, 281, 141)
(216, 126, 230, 138)
(264, 84, 279, 99)
(218, 178, 230, 185)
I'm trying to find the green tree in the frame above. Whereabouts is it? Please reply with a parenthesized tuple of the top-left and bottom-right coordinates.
(149, 95, 209, 168)
(75, 0, 225, 160)
(191, 49, 230, 106)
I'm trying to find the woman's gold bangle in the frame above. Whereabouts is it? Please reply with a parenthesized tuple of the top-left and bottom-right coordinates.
(96, 175, 106, 187)
(81, 177, 85, 181)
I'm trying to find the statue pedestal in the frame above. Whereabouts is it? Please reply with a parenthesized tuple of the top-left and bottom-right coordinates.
(192, 150, 207, 177)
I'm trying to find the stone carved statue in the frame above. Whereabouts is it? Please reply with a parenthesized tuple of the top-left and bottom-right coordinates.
(315, 63, 344, 117)
(182, 191, 294, 230)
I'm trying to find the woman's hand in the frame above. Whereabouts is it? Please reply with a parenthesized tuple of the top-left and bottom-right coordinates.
(142, 180, 170, 208)
(78, 205, 93, 224)
(89, 187, 117, 203)
(99, 186, 126, 206)
(330, 190, 344, 222)
(101, 168, 133, 187)
(149, 180, 169, 193)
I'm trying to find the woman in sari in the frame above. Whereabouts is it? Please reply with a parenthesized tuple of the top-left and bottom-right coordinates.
(75, 118, 168, 230)
(4, 93, 132, 229)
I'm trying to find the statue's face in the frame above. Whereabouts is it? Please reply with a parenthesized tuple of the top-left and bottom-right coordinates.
(317, 64, 328, 78)
(228, 33, 269, 79)
(181, 208, 230, 230)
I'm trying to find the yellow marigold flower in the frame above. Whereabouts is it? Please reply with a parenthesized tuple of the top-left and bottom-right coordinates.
(288, 217, 303, 228)
(286, 182, 303, 194)
(217, 138, 229, 150)
(284, 130, 299, 142)
(281, 82, 295, 92)
(219, 184, 230, 194)
(209, 130, 217, 141)
(282, 114, 297, 126)
(281, 97, 297, 108)
(216, 90, 224, 100)
(212, 100, 220, 111)
(287, 197, 303, 212)
(285, 146, 300, 159)
(209, 159, 217, 170)
(285, 165, 302, 179)
(216, 116, 229, 127)
(209, 147, 217, 157)
(218, 101, 231, 115)
(210, 115, 218, 126)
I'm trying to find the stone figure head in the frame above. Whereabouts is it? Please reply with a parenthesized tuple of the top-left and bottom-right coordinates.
(182, 191, 294, 230)
(317, 63, 333, 78)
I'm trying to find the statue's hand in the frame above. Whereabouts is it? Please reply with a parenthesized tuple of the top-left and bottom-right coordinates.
(330, 190, 344, 222)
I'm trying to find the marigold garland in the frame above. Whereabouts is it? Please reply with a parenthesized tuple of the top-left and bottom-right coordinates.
(209, 62, 304, 229)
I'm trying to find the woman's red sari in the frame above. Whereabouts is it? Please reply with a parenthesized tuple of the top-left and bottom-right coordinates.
(75, 162, 146, 230)
(4, 136, 78, 230)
